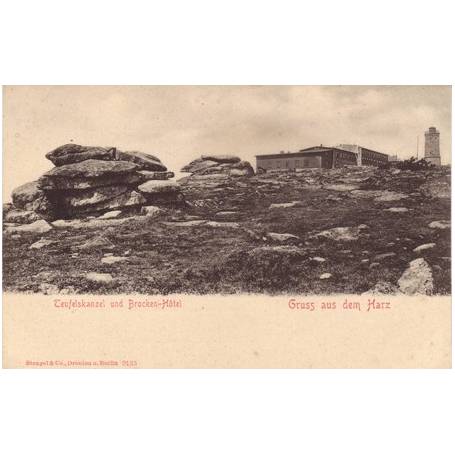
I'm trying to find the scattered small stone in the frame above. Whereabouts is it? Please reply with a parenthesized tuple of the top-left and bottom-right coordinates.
(319, 273, 332, 280)
(59, 287, 76, 294)
(52, 219, 76, 228)
(428, 220, 450, 230)
(101, 256, 128, 265)
(314, 225, 367, 242)
(77, 236, 115, 251)
(373, 252, 396, 261)
(85, 272, 114, 284)
(39, 283, 60, 295)
(324, 184, 359, 192)
(311, 257, 326, 263)
(369, 262, 380, 269)
(364, 281, 400, 295)
(351, 190, 408, 202)
(141, 206, 164, 217)
(398, 258, 433, 295)
(269, 201, 301, 209)
(29, 239, 56, 250)
(384, 207, 409, 213)
(162, 220, 207, 227)
(413, 243, 436, 253)
(267, 232, 300, 243)
(215, 211, 239, 221)
(374, 192, 409, 202)
(98, 210, 122, 219)
(205, 221, 240, 228)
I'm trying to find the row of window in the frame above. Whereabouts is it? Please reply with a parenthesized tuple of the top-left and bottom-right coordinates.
(258, 158, 321, 168)
(362, 151, 388, 161)
(259, 156, 388, 168)
(336, 151, 356, 160)
(361, 158, 385, 166)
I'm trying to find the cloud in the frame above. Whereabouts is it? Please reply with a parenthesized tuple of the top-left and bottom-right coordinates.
(3, 85, 451, 200)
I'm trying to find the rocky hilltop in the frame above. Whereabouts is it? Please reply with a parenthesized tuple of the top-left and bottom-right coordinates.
(6, 144, 180, 222)
(3, 154, 451, 296)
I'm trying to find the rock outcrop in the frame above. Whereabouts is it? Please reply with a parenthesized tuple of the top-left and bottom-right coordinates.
(181, 155, 254, 178)
(6, 143, 183, 224)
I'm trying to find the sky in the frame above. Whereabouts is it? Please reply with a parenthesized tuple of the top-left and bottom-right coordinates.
(3, 85, 451, 201)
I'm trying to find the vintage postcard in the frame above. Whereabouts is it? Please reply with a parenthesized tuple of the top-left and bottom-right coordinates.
(2, 85, 451, 368)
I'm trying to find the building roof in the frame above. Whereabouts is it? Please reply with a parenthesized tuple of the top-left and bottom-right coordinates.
(256, 144, 389, 160)
(256, 146, 355, 159)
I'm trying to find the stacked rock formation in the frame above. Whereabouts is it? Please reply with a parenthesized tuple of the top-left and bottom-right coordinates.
(181, 154, 254, 179)
(6, 144, 183, 222)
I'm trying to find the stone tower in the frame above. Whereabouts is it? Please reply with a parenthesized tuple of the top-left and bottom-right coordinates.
(424, 126, 441, 165)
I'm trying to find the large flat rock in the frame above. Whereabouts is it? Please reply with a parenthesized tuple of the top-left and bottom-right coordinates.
(181, 158, 219, 173)
(116, 150, 167, 172)
(45, 144, 168, 172)
(46, 144, 116, 166)
(38, 160, 141, 190)
(5, 219, 53, 235)
(201, 154, 241, 164)
(137, 180, 181, 194)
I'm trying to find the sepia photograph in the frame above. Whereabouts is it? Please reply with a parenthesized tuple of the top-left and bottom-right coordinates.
(2, 86, 451, 297)
(1, 3, 453, 455)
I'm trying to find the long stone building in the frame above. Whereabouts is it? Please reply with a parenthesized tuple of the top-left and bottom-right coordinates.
(256, 145, 388, 172)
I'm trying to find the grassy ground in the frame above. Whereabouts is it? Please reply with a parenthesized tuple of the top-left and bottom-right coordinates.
(3, 167, 451, 295)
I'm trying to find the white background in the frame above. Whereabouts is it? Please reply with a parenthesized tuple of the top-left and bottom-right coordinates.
(0, 1, 453, 454)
